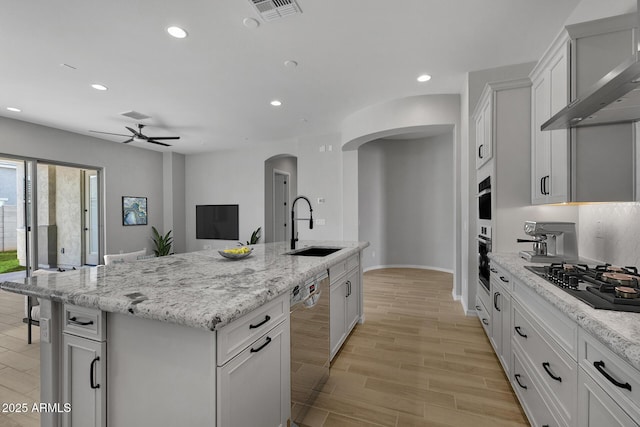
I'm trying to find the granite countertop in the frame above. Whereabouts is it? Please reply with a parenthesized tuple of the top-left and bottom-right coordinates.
(0, 241, 368, 331)
(490, 252, 640, 372)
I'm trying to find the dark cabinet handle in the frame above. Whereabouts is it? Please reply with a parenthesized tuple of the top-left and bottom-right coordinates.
(475, 305, 481, 311)
(69, 316, 94, 326)
(594, 361, 632, 391)
(514, 374, 527, 389)
(514, 326, 527, 338)
(500, 276, 509, 283)
(494, 292, 501, 311)
(249, 315, 271, 329)
(542, 362, 562, 382)
(482, 318, 489, 326)
(540, 177, 545, 196)
(490, 268, 498, 273)
(479, 144, 483, 159)
(90, 356, 100, 389)
(250, 336, 272, 353)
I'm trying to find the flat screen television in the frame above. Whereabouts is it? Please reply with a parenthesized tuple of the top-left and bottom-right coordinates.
(196, 204, 239, 240)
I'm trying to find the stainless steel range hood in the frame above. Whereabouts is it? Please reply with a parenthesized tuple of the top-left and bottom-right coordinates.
(542, 2, 640, 131)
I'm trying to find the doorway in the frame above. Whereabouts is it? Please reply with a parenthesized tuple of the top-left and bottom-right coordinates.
(273, 170, 289, 243)
(264, 155, 297, 243)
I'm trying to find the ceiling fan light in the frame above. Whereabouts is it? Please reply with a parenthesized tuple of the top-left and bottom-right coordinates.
(167, 26, 188, 39)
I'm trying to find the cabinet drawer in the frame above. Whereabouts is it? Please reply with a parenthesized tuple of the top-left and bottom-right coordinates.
(330, 254, 359, 283)
(512, 301, 577, 426)
(217, 293, 288, 366)
(475, 296, 491, 338)
(63, 304, 106, 341)
(512, 278, 577, 357)
(512, 346, 565, 427)
(490, 263, 512, 292)
(579, 329, 640, 421)
(578, 366, 639, 427)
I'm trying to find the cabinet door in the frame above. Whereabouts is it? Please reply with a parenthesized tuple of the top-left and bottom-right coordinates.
(62, 334, 106, 427)
(217, 318, 290, 427)
(330, 280, 348, 359)
(499, 290, 511, 375)
(475, 97, 493, 169)
(578, 368, 639, 427)
(490, 283, 503, 356)
(345, 269, 360, 332)
(531, 75, 551, 205)
(547, 47, 569, 203)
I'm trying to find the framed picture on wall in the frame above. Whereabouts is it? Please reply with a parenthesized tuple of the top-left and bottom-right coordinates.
(122, 196, 148, 226)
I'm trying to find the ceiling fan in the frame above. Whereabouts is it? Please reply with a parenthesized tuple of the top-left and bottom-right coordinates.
(90, 124, 180, 147)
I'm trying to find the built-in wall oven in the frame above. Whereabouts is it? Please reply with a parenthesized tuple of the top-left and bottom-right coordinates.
(477, 176, 492, 305)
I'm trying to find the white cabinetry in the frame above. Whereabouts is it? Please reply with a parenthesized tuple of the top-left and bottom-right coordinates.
(578, 329, 640, 427)
(475, 94, 493, 169)
(530, 14, 637, 204)
(490, 264, 511, 375)
(530, 34, 570, 204)
(217, 293, 290, 427)
(62, 305, 107, 427)
(330, 254, 361, 360)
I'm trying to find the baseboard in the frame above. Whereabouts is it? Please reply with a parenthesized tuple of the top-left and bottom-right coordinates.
(464, 308, 478, 317)
(363, 264, 454, 274)
(451, 289, 461, 301)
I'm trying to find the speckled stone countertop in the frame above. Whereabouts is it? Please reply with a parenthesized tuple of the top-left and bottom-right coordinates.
(0, 241, 368, 331)
(490, 252, 640, 372)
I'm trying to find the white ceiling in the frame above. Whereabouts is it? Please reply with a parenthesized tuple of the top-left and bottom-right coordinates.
(0, 0, 582, 154)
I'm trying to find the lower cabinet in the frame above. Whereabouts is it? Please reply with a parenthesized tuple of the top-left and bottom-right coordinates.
(330, 266, 360, 360)
(217, 317, 290, 427)
(578, 368, 639, 427)
(491, 278, 511, 375)
(62, 332, 106, 427)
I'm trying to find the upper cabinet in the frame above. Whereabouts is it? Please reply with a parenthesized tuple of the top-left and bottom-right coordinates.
(475, 94, 493, 169)
(530, 13, 638, 204)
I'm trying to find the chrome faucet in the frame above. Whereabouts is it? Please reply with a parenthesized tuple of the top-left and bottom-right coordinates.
(291, 196, 313, 249)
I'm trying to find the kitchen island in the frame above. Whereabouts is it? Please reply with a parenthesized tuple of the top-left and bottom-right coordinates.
(0, 240, 368, 427)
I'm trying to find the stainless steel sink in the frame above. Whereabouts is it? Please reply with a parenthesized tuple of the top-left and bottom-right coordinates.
(287, 247, 342, 257)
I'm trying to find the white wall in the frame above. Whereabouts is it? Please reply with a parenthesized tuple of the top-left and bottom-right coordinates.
(565, 0, 635, 25)
(0, 117, 164, 256)
(359, 133, 454, 272)
(163, 152, 186, 254)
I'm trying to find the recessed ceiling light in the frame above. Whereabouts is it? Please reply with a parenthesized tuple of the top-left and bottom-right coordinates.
(270, 100, 282, 107)
(91, 84, 108, 91)
(284, 60, 298, 69)
(417, 74, 432, 82)
(167, 26, 188, 38)
(242, 18, 260, 29)
(6, 107, 21, 112)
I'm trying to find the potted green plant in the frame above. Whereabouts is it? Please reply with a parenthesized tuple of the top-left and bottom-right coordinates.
(239, 227, 261, 246)
(151, 226, 173, 256)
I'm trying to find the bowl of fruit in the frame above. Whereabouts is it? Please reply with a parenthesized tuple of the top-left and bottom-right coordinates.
(219, 246, 253, 260)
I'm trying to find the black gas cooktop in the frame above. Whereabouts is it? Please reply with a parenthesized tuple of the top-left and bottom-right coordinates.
(525, 263, 640, 313)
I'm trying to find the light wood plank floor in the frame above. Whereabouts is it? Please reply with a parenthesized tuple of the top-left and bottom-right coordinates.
(298, 268, 529, 427)
(0, 289, 40, 427)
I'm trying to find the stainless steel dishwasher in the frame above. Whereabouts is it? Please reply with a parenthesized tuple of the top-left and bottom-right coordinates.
(290, 270, 330, 426)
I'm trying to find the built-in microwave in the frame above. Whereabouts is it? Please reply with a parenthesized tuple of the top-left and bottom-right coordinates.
(478, 176, 491, 220)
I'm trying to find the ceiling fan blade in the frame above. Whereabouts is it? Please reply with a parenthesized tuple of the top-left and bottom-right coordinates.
(122, 138, 134, 144)
(89, 130, 132, 137)
(147, 140, 171, 147)
(125, 126, 141, 136)
(146, 136, 180, 140)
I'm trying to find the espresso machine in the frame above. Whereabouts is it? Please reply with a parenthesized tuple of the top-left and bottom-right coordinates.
(518, 221, 578, 263)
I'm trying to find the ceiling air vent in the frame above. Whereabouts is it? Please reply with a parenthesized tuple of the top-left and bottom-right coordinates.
(250, 0, 302, 22)
(120, 110, 151, 120)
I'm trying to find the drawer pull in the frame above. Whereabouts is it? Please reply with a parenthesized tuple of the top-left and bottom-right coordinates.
(69, 316, 94, 326)
(475, 305, 481, 311)
(499, 276, 509, 283)
(514, 326, 527, 338)
(490, 268, 498, 273)
(494, 292, 501, 311)
(250, 336, 272, 353)
(482, 318, 489, 326)
(542, 362, 562, 382)
(249, 315, 271, 329)
(594, 361, 632, 391)
(90, 357, 100, 389)
(514, 374, 527, 389)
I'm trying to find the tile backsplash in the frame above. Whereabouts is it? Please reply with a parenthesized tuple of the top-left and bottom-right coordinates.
(579, 203, 640, 266)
